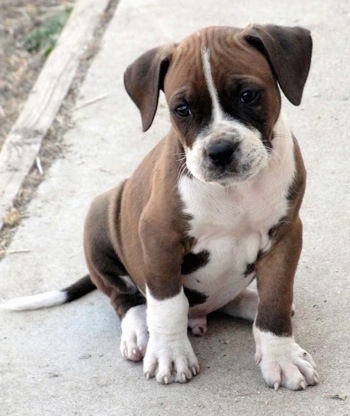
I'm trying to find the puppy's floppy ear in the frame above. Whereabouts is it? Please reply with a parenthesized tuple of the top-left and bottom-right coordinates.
(124, 45, 174, 132)
(244, 24, 312, 105)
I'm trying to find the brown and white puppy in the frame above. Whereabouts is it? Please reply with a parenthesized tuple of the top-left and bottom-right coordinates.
(3, 24, 318, 390)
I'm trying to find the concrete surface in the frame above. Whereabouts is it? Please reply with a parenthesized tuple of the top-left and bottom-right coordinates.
(1, 0, 349, 415)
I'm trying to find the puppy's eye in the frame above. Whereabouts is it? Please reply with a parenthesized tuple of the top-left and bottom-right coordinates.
(174, 104, 192, 117)
(240, 89, 260, 104)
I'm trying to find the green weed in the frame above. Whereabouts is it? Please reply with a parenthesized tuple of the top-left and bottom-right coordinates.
(24, 7, 72, 56)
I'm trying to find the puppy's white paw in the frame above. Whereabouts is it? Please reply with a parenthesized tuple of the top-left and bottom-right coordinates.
(120, 305, 149, 362)
(254, 327, 318, 391)
(143, 334, 199, 384)
(188, 316, 207, 336)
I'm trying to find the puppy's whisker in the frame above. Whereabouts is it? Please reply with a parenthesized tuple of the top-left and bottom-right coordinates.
(175, 151, 186, 164)
(173, 162, 188, 191)
(179, 162, 187, 179)
(176, 156, 187, 164)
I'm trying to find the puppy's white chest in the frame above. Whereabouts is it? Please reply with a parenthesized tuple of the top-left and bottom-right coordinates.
(178, 131, 295, 313)
(177, 113, 296, 313)
(178, 174, 287, 249)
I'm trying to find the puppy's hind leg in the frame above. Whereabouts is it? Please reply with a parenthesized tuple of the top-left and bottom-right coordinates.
(219, 288, 259, 322)
(87, 264, 149, 362)
(87, 250, 149, 362)
(219, 288, 295, 322)
(84, 187, 148, 362)
(188, 316, 208, 336)
(111, 291, 148, 362)
(85, 246, 148, 362)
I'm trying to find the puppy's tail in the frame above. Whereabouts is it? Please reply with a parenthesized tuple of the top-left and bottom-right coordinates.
(1, 274, 96, 311)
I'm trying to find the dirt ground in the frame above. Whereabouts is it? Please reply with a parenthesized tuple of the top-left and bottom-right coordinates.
(0, 0, 117, 256)
(0, 0, 73, 149)
(0, 0, 75, 254)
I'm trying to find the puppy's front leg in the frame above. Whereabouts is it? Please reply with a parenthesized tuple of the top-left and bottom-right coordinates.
(254, 218, 318, 390)
(144, 286, 199, 384)
(139, 217, 199, 384)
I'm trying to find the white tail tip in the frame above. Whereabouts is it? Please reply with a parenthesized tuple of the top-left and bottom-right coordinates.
(1, 291, 67, 311)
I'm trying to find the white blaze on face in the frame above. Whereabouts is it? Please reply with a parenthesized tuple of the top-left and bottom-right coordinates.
(184, 49, 268, 185)
(201, 49, 222, 123)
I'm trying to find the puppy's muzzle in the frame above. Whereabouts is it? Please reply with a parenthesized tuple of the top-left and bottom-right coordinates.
(186, 123, 268, 186)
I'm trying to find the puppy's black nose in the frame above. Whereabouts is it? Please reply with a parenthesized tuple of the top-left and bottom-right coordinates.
(206, 141, 236, 166)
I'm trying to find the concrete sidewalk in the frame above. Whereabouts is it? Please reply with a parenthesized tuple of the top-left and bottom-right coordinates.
(1, 0, 349, 414)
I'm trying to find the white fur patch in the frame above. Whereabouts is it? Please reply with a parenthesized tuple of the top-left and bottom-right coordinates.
(202, 49, 222, 122)
(219, 288, 259, 322)
(1, 290, 67, 311)
(120, 304, 148, 362)
(143, 287, 199, 384)
(253, 325, 319, 390)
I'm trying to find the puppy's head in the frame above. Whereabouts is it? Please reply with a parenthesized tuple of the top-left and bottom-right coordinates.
(124, 25, 312, 186)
